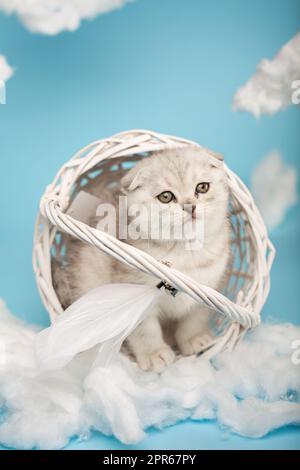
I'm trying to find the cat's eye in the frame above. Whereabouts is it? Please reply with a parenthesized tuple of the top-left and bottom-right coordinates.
(196, 182, 210, 194)
(157, 191, 175, 203)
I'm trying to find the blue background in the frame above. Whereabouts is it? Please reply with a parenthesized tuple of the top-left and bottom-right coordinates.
(0, 0, 299, 450)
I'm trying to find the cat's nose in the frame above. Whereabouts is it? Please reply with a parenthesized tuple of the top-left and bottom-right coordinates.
(184, 203, 196, 218)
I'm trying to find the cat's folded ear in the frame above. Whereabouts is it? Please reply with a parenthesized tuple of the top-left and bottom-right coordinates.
(209, 150, 224, 167)
(121, 165, 143, 193)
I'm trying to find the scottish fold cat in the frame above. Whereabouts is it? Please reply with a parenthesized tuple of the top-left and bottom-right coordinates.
(55, 146, 230, 372)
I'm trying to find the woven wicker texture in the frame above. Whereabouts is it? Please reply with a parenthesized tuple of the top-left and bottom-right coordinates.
(33, 130, 275, 358)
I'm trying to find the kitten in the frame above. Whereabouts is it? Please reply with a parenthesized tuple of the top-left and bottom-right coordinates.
(54, 146, 230, 372)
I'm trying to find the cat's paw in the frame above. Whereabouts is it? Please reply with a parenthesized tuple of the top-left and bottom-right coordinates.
(136, 346, 175, 373)
(178, 332, 214, 356)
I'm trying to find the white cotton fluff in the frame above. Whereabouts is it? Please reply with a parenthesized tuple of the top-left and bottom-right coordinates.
(0, 55, 13, 83)
(0, 298, 299, 449)
(251, 152, 298, 229)
(233, 32, 300, 117)
(0, 0, 133, 35)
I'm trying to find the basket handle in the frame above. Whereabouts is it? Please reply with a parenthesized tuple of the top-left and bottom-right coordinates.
(39, 195, 261, 330)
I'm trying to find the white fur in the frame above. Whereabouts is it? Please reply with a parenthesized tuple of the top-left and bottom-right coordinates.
(55, 147, 230, 372)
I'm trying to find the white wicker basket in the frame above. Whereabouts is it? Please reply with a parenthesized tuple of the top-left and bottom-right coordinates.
(33, 130, 275, 359)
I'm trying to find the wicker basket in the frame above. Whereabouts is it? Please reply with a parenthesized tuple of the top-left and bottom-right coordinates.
(33, 130, 275, 359)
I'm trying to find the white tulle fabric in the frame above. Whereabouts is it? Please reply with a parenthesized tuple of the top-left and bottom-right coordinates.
(36, 284, 160, 370)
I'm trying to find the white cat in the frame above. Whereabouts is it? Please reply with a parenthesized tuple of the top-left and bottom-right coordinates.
(54, 146, 230, 372)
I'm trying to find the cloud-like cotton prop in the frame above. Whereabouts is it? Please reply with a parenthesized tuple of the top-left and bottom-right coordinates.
(233, 32, 300, 117)
(251, 152, 298, 229)
(0, 299, 299, 449)
(0, 54, 13, 82)
(0, 0, 133, 35)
